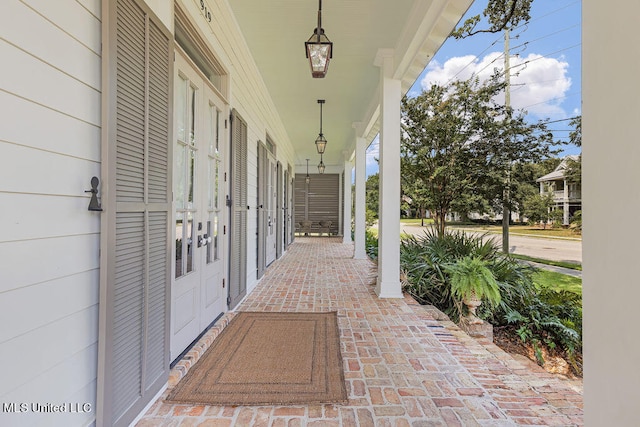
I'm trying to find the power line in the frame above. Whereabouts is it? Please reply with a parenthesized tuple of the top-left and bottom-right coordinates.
(521, 24, 580, 48)
(470, 52, 506, 79)
(513, 0, 581, 30)
(510, 76, 575, 94)
(541, 117, 580, 125)
(521, 91, 581, 110)
(443, 36, 503, 86)
(425, 2, 581, 91)
(442, 26, 579, 86)
(509, 43, 581, 74)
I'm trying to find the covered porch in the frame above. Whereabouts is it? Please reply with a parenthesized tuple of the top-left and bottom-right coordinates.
(139, 238, 582, 426)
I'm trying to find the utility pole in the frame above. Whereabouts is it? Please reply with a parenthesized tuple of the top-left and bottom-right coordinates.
(502, 28, 511, 254)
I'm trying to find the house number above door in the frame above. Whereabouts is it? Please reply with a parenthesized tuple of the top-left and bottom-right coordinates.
(199, 0, 212, 22)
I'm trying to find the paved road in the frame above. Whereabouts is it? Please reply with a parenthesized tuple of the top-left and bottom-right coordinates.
(399, 224, 582, 264)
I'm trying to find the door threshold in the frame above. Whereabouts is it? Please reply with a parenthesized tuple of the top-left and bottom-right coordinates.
(170, 312, 225, 369)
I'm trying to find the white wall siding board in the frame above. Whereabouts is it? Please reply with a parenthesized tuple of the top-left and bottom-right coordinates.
(0, 234, 100, 294)
(1, 0, 101, 90)
(0, 142, 100, 196)
(0, 40, 101, 126)
(76, 0, 101, 19)
(0, 306, 98, 397)
(21, 0, 101, 54)
(0, 91, 101, 161)
(0, 270, 99, 344)
(0, 344, 98, 427)
(0, 193, 100, 243)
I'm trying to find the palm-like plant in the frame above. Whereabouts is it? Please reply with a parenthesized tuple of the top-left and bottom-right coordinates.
(444, 256, 501, 323)
(396, 227, 581, 374)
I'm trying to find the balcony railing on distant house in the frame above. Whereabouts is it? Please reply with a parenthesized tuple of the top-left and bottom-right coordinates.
(546, 189, 581, 202)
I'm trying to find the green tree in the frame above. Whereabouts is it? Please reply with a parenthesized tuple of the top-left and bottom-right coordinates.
(549, 208, 564, 228)
(564, 156, 581, 186)
(569, 115, 582, 147)
(365, 173, 379, 224)
(400, 171, 432, 226)
(522, 187, 555, 228)
(564, 116, 582, 185)
(452, 0, 534, 39)
(402, 73, 558, 236)
(402, 76, 499, 235)
(472, 111, 558, 227)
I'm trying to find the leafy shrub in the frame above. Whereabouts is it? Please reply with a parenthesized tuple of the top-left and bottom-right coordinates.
(570, 210, 582, 233)
(399, 228, 511, 319)
(365, 209, 378, 228)
(392, 227, 582, 372)
(500, 287, 582, 372)
(550, 209, 564, 227)
(365, 229, 378, 260)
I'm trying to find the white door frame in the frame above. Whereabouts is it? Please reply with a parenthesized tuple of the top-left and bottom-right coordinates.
(170, 50, 227, 361)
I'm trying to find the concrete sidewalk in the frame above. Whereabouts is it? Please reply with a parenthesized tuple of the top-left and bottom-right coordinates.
(523, 260, 582, 278)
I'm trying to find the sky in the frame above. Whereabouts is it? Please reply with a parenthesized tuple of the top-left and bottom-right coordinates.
(366, 0, 582, 177)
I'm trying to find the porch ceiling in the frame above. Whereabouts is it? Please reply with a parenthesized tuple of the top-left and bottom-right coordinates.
(229, 0, 472, 168)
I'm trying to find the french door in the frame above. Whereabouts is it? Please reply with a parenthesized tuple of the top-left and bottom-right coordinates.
(171, 50, 227, 360)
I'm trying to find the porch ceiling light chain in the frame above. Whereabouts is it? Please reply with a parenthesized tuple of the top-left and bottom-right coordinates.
(305, 0, 333, 78)
(315, 99, 327, 154)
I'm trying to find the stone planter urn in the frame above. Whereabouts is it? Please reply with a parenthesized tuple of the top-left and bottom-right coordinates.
(462, 291, 484, 325)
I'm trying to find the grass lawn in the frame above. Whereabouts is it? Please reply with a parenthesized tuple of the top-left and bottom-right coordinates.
(400, 218, 434, 225)
(532, 269, 582, 296)
(449, 224, 581, 240)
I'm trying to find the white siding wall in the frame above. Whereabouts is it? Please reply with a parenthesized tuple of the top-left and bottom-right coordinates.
(0, 0, 101, 426)
(176, 0, 296, 294)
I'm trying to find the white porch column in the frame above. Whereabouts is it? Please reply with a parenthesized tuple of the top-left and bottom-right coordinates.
(374, 49, 402, 298)
(343, 151, 353, 243)
(353, 135, 368, 259)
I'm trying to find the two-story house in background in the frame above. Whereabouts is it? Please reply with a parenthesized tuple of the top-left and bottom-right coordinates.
(536, 155, 581, 225)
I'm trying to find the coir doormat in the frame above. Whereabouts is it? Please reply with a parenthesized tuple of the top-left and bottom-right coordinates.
(166, 311, 347, 406)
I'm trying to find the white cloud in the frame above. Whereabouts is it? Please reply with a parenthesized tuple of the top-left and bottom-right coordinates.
(420, 52, 572, 119)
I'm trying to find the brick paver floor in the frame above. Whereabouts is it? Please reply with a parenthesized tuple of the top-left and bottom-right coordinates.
(138, 238, 583, 426)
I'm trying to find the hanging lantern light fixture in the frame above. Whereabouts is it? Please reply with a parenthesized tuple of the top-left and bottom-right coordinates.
(317, 154, 325, 174)
(305, 159, 310, 184)
(315, 99, 327, 154)
(305, 0, 333, 78)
